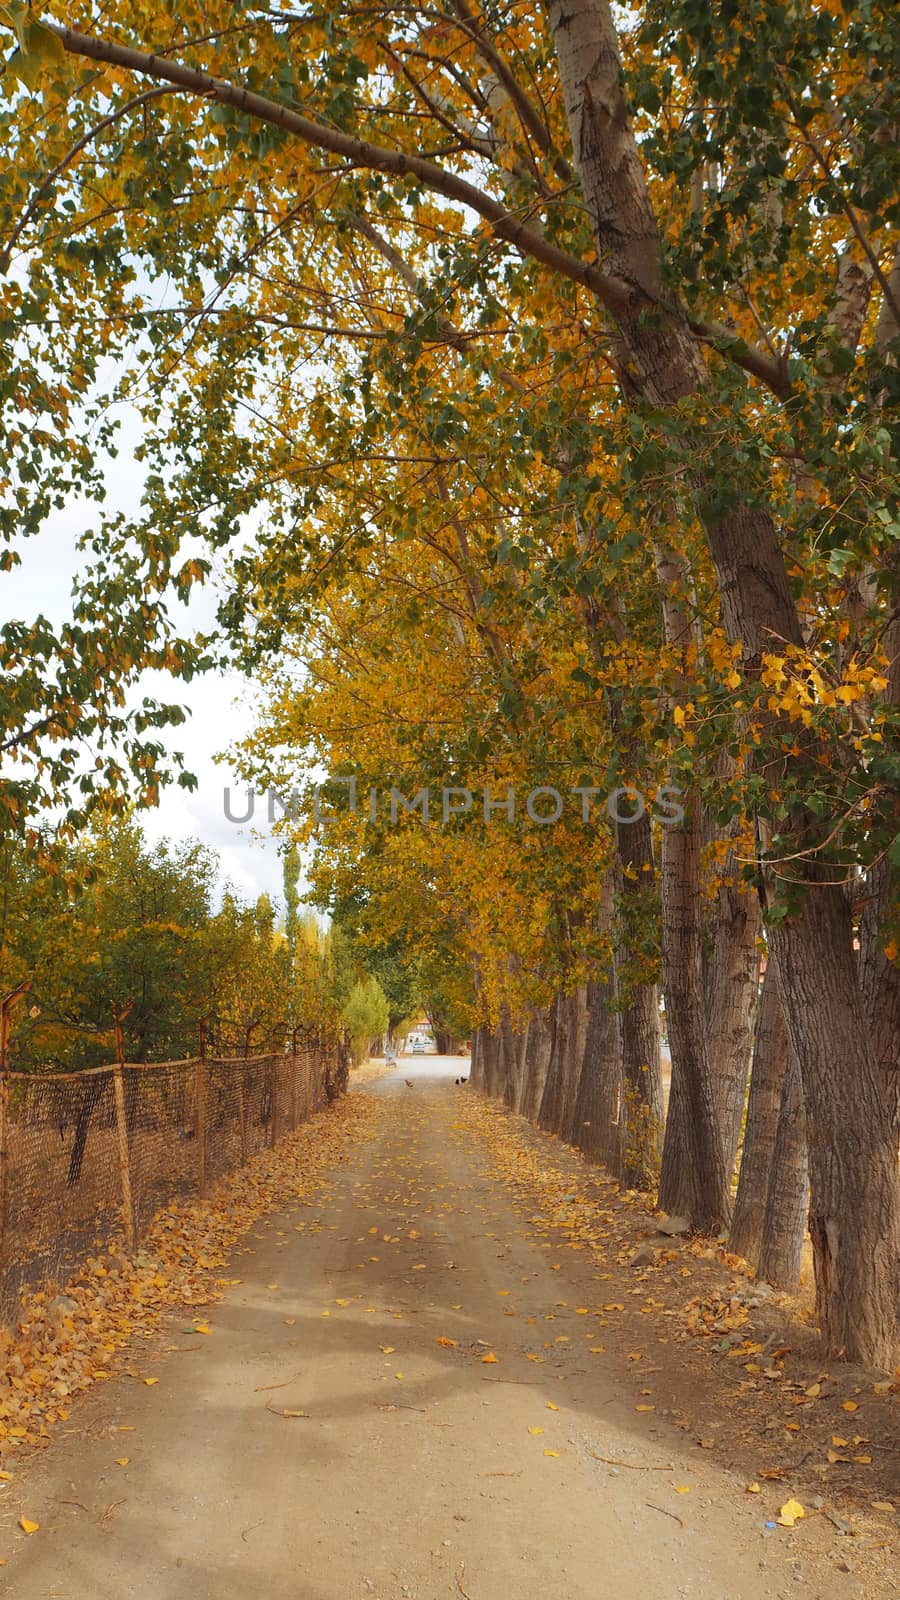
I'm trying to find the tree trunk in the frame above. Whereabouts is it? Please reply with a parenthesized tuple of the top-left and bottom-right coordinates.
(729, 963, 789, 1266)
(705, 862, 761, 1177)
(482, 1029, 503, 1099)
(572, 972, 623, 1170)
(538, 987, 587, 1138)
(519, 1008, 554, 1121)
(769, 886, 899, 1365)
(858, 855, 900, 1132)
(469, 1027, 484, 1091)
(500, 1014, 528, 1112)
(560, 984, 590, 1144)
(658, 799, 731, 1229)
(612, 808, 663, 1188)
(757, 1053, 808, 1292)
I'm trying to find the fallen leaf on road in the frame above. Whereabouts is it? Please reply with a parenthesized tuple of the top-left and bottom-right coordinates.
(435, 1337, 458, 1348)
(115, 1457, 130, 1466)
(18, 1517, 39, 1535)
(746, 1483, 761, 1494)
(481, 1352, 498, 1364)
(841, 1400, 858, 1413)
(379, 1345, 395, 1354)
(143, 1378, 159, 1386)
(528, 1427, 544, 1436)
(543, 1449, 560, 1458)
(673, 1485, 691, 1494)
(776, 1498, 805, 1528)
(546, 1402, 559, 1411)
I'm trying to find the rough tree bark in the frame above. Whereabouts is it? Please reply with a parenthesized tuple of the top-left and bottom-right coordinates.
(538, 986, 588, 1138)
(612, 809, 663, 1187)
(757, 1052, 808, 1292)
(658, 798, 731, 1229)
(705, 857, 761, 1176)
(518, 1008, 555, 1122)
(499, 1013, 528, 1112)
(571, 971, 623, 1170)
(729, 963, 789, 1266)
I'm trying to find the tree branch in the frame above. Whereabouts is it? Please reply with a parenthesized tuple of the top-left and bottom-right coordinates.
(41, 23, 796, 401)
(52, 24, 632, 314)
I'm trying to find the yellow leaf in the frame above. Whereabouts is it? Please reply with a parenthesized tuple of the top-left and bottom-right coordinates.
(394, 1372, 404, 1380)
(746, 1483, 761, 1494)
(543, 1449, 560, 1458)
(589, 1346, 606, 1354)
(853, 1454, 872, 1464)
(115, 1457, 130, 1467)
(804, 1383, 820, 1398)
(18, 1517, 39, 1535)
(831, 1435, 849, 1447)
(282, 1409, 308, 1418)
(870, 1501, 894, 1512)
(673, 1485, 691, 1494)
(827, 1450, 849, 1464)
(379, 1345, 396, 1354)
(776, 1499, 805, 1528)
(546, 1401, 559, 1410)
(841, 1400, 858, 1412)
(0, 1471, 13, 1482)
(435, 1336, 458, 1348)
(193, 1323, 212, 1335)
(635, 1404, 655, 1412)
(528, 1426, 545, 1435)
(334, 1298, 351, 1308)
(481, 1352, 499, 1364)
(143, 1378, 159, 1386)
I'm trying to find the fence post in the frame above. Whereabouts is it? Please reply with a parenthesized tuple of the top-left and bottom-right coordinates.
(290, 1029, 299, 1132)
(196, 1020, 208, 1197)
(0, 979, 31, 1267)
(238, 1032, 249, 1163)
(270, 1054, 279, 1149)
(113, 1007, 136, 1254)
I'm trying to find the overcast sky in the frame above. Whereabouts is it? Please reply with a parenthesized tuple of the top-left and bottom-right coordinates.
(3, 405, 294, 908)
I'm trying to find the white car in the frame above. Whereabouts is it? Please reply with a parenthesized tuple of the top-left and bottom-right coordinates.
(412, 1039, 425, 1054)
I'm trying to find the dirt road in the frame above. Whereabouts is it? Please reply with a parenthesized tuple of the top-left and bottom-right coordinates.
(1, 1061, 891, 1598)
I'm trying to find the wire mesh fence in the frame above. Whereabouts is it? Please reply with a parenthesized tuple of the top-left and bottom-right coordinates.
(0, 1037, 346, 1319)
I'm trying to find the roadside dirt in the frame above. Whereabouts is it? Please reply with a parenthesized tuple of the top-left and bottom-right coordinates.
(1, 1061, 895, 1599)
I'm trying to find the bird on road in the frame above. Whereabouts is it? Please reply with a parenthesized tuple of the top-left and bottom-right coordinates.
(404, 1078, 414, 1088)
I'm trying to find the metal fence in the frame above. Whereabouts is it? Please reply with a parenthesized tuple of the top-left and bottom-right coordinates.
(0, 1036, 346, 1317)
